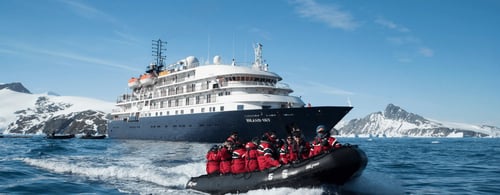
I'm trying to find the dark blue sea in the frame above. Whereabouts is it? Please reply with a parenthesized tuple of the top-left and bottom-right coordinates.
(1, 136, 499, 194)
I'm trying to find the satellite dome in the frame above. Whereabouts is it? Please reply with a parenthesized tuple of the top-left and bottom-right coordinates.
(186, 56, 199, 68)
(213, 55, 222, 65)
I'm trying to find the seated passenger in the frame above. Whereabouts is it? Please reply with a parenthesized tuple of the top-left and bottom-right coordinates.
(231, 143, 247, 174)
(293, 132, 311, 161)
(310, 125, 341, 157)
(226, 131, 241, 145)
(244, 139, 260, 172)
(279, 135, 297, 164)
(206, 145, 221, 175)
(219, 141, 233, 174)
(257, 132, 281, 170)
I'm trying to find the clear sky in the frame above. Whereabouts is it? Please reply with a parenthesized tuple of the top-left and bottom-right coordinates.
(1, 0, 499, 127)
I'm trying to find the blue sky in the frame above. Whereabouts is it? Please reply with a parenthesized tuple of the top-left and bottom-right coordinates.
(1, 0, 499, 126)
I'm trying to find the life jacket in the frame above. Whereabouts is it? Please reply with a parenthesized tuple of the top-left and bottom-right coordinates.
(231, 147, 247, 174)
(310, 136, 338, 157)
(279, 141, 297, 164)
(244, 142, 259, 172)
(218, 146, 232, 174)
(206, 149, 220, 175)
(295, 140, 311, 160)
(226, 136, 241, 145)
(257, 141, 280, 170)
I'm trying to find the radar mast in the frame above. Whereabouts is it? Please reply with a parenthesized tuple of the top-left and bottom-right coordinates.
(252, 43, 268, 71)
(148, 39, 167, 74)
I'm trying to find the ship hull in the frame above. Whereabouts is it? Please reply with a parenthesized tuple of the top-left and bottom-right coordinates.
(108, 106, 352, 142)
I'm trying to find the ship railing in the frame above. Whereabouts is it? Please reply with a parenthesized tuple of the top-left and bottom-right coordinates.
(276, 83, 291, 90)
(226, 81, 282, 88)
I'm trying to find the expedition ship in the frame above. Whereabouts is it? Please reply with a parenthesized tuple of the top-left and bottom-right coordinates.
(108, 39, 352, 142)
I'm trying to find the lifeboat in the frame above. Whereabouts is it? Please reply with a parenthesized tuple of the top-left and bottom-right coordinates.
(159, 70, 169, 76)
(139, 73, 155, 86)
(128, 77, 140, 89)
(186, 144, 367, 194)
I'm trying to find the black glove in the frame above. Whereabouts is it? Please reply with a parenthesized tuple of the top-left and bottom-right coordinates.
(321, 139, 329, 146)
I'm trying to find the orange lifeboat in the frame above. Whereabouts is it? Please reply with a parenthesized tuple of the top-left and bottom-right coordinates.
(128, 77, 139, 89)
(139, 73, 155, 86)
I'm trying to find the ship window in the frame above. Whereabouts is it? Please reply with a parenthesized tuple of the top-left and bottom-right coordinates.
(237, 105, 244, 110)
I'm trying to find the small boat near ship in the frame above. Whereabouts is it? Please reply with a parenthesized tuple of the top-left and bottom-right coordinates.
(80, 134, 107, 139)
(108, 39, 352, 142)
(186, 145, 368, 194)
(45, 134, 75, 139)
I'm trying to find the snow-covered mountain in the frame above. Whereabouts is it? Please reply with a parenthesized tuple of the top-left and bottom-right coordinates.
(0, 82, 31, 94)
(337, 104, 500, 138)
(0, 83, 114, 135)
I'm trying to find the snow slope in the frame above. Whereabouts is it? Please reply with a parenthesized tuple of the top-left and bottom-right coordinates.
(0, 89, 114, 133)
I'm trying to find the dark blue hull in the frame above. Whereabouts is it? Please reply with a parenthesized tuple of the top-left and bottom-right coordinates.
(108, 106, 352, 142)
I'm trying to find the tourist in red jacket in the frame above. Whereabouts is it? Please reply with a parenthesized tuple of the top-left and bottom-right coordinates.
(226, 131, 241, 145)
(293, 133, 311, 161)
(244, 140, 259, 172)
(206, 145, 220, 175)
(257, 132, 281, 170)
(219, 141, 233, 174)
(279, 135, 297, 164)
(310, 125, 341, 157)
(231, 143, 247, 174)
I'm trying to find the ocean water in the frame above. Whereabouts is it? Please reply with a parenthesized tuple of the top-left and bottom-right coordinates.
(1, 136, 499, 195)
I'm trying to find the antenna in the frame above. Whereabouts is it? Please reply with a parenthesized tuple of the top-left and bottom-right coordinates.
(347, 97, 352, 107)
(151, 39, 167, 73)
(232, 33, 235, 61)
(206, 34, 211, 64)
(252, 43, 264, 70)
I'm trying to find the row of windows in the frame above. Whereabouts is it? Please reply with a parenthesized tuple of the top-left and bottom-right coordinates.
(141, 106, 225, 117)
(149, 123, 221, 129)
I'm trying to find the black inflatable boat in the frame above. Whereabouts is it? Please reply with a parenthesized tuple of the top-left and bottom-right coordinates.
(80, 134, 107, 139)
(46, 134, 75, 139)
(186, 144, 368, 194)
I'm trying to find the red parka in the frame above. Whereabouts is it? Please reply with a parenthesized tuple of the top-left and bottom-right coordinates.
(310, 136, 340, 157)
(279, 141, 297, 164)
(206, 147, 220, 174)
(257, 141, 281, 170)
(244, 142, 259, 172)
(219, 146, 232, 174)
(231, 147, 247, 174)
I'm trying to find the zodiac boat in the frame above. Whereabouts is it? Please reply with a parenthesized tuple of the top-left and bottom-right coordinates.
(186, 145, 367, 194)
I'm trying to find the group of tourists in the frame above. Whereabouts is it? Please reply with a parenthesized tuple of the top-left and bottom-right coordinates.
(205, 125, 342, 175)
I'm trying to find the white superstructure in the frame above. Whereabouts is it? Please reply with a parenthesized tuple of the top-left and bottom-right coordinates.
(111, 42, 305, 121)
